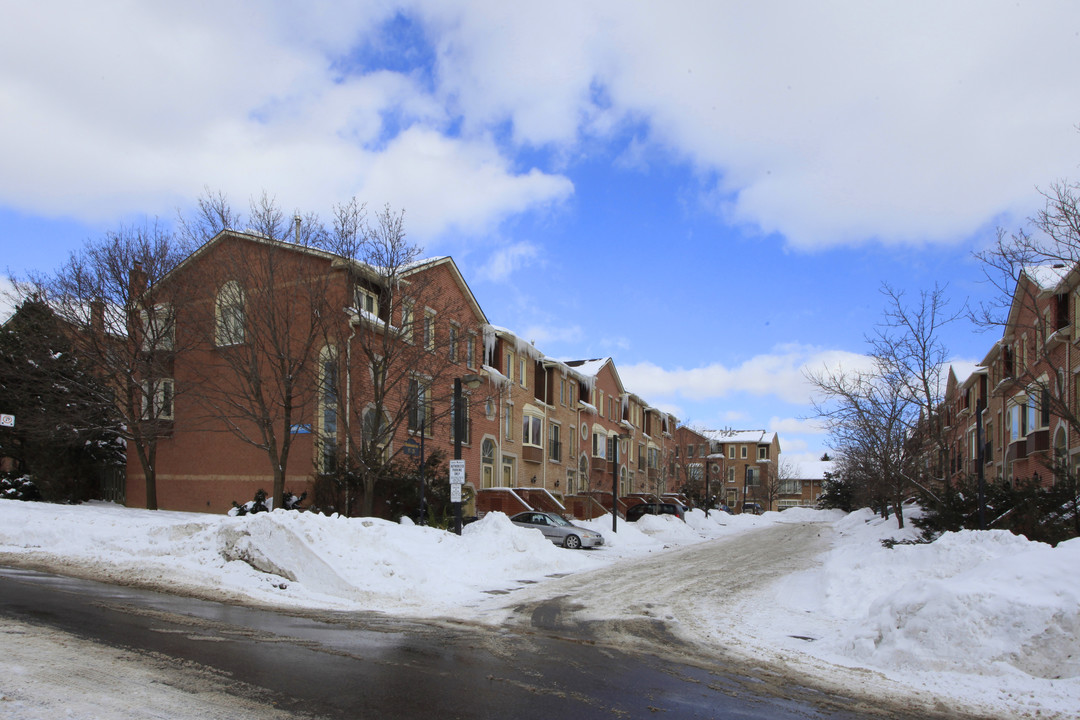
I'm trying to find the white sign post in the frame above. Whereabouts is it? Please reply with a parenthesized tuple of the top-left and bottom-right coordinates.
(449, 458, 465, 509)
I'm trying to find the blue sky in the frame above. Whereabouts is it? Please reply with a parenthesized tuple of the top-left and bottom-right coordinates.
(4, 1, 1080, 466)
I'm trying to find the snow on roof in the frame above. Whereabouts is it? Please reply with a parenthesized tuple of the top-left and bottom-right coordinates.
(702, 429, 775, 444)
(564, 358, 609, 377)
(1023, 264, 1071, 292)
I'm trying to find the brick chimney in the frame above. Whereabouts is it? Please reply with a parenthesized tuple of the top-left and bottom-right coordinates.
(90, 298, 105, 339)
(129, 261, 148, 299)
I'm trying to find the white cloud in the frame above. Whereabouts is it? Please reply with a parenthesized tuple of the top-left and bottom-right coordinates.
(520, 323, 583, 347)
(4, 2, 1078, 251)
(476, 240, 541, 282)
(619, 345, 872, 406)
(418, 1, 1080, 248)
(769, 417, 827, 436)
(0, 3, 572, 239)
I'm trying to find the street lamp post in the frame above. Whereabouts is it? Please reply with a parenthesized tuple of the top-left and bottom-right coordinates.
(452, 374, 484, 535)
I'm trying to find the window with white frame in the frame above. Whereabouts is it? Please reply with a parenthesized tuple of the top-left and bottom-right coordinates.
(741, 445, 748, 459)
(504, 401, 514, 441)
(401, 299, 415, 343)
(592, 428, 607, 459)
(141, 378, 174, 420)
(355, 286, 379, 317)
(519, 358, 527, 388)
(728, 467, 736, 484)
(505, 350, 514, 383)
(728, 445, 736, 459)
(450, 394, 471, 445)
(215, 281, 245, 346)
(466, 332, 476, 369)
(522, 413, 543, 448)
(746, 466, 760, 486)
(407, 376, 431, 436)
(758, 445, 769, 460)
(140, 304, 174, 352)
(448, 322, 459, 363)
(424, 309, 436, 351)
(318, 346, 338, 473)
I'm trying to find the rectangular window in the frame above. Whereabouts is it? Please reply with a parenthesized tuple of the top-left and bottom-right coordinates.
(758, 446, 769, 460)
(504, 402, 514, 441)
(449, 323, 459, 363)
(401, 299, 415, 343)
(407, 378, 431, 435)
(519, 358, 527, 388)
(549, 423, 562, 462)
(648, 446, 659, 469)
(560, 378, 566, 405)
(356, 287, 379, 316)
(688, 464, 703, 482)
(424, 309, 436, 351)
(746, 467, 760, 486)
(728, 446, 736, 459)
(522, 414, 543, 447)
(592, 431, 607, 459)
(687, 444, 695, 458)
(741, 445, 748, 459)
(728, 467, 736, 484)
(142, 378, 174, 420)
(466, 333, 476, 370)
(140, 304, 175, 352)
(505, 351, 514, 383)
(449, 396, 471, 445)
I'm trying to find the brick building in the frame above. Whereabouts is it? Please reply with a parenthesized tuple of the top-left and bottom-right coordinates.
(121, 230, 778, 518)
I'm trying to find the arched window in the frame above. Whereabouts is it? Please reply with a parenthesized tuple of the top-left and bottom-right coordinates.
(482, 439, 496, 488)
(215, 280, 245, 346)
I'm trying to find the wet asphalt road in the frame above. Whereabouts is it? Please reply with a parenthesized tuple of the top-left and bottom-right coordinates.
(0, 565, 904, 720)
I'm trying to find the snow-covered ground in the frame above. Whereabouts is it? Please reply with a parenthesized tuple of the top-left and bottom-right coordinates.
(1, 500, 1078, 719)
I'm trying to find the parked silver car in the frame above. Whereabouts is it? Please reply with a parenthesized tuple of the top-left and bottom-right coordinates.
(509, 511, 604, 549)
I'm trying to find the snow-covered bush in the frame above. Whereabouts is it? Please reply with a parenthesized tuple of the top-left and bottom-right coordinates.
(0, 474, 43, 501)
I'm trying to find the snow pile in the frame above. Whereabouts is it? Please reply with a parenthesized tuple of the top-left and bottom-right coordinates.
(2, 499, 1079, 716)
(0, 503, 605, 614)
(825, 528, 1080, 678)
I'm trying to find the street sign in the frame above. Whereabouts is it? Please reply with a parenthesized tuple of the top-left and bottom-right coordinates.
(450, 483, 462, 503)
(0, 414, 13, 428)
(403, 438, 420, 457)
(449, 459, 465, 485)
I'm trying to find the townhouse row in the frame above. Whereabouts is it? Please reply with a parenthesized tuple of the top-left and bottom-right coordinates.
(943, 264, 1080, 489)
(123, 229, 783, 518)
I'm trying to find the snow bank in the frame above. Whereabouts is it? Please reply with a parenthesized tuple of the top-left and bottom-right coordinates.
(3, 499, 1079, 717)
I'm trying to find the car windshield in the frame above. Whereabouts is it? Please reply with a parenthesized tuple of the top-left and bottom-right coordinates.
(547, 514, 573, 527)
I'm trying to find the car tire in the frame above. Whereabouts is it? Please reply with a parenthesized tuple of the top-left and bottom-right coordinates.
(563, 534, 582, 550)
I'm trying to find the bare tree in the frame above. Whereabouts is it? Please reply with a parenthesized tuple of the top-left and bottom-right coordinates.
(34, 223, 191, 509)
(873, 283, 961, 487)
(807, 358, 918, 527)
(806, 283, 958, 528)
(327, 204, 481, 517)
(179, 192, 341, 507)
